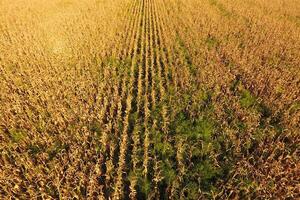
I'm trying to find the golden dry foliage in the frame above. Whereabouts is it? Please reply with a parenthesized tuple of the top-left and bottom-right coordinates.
(0, 0, 299, 199)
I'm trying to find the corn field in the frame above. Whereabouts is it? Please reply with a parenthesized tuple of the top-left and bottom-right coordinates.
(0, 0, 299, 199)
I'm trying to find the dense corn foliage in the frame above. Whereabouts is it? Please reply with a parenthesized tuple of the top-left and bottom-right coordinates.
(0, 0, 299, 199)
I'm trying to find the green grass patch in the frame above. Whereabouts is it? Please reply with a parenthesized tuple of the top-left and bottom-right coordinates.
(162, 162, 176, 186)
(153, 138, 174, 159)
(195, 160, 222, 190)
(9, 129, 27, 143)
(240, 89, 257, 108)
(173, 114, 215, 141)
